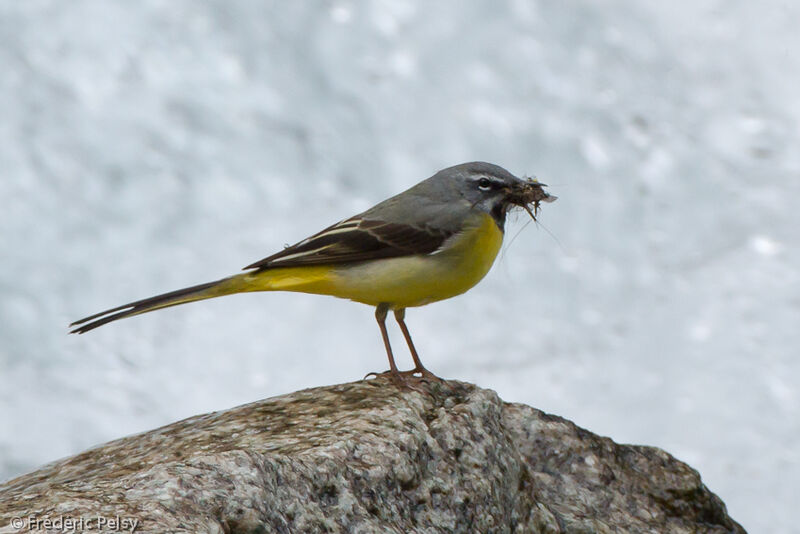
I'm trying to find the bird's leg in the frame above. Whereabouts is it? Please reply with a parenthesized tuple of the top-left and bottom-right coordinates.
(394, 308, 442, 381)
(369, 303, 404, 383)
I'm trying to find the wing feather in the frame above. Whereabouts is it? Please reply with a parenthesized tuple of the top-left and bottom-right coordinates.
(244, 216, 452, 270)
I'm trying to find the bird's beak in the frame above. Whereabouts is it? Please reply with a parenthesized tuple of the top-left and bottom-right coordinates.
(507, 178, 555, 220)
(508, 178, 555, 206)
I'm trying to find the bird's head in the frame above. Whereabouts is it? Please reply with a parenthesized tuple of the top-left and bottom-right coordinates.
(454, 162, 556, 227)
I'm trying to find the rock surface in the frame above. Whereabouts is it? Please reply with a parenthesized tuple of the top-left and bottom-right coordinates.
(0, 378, 744, 533)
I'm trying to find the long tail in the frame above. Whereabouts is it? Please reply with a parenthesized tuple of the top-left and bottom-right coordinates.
(70, 265, 338, 334)
(69, 275, 250, 334)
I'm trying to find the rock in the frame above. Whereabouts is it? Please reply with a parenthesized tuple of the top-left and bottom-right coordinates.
(0, 378, 744, 533)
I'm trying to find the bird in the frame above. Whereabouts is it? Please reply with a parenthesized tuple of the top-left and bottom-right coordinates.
(70, 162, 555, 384)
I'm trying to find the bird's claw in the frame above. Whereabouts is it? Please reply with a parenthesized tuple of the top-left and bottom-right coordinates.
(363, 367, 443, 391)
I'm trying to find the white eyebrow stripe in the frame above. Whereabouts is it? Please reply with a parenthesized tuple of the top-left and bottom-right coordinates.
(471, 174, 505, 183)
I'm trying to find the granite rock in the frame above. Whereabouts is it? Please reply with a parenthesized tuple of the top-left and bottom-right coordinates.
(0, 378, 744, 533)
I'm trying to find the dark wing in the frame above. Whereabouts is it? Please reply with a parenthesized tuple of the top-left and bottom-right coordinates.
(244, 216, 453, 270)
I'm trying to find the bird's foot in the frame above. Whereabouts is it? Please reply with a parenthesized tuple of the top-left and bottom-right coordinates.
(363, 367, 442, 390)
(399, 366, 443, 382)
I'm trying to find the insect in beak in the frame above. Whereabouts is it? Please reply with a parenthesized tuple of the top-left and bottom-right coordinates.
(511, 178, 556, 221)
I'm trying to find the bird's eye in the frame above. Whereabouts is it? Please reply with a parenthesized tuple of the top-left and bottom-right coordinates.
(478, 178, 492, 191)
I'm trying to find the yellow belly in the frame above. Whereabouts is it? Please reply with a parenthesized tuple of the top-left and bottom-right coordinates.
(238, 213, 504, 309)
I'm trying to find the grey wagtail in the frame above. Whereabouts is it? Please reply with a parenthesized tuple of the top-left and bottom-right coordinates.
(71, 162, 555, 382)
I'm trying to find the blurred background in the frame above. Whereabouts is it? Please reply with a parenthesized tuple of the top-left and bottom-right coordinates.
(1, 1, 798, 531)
